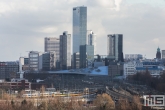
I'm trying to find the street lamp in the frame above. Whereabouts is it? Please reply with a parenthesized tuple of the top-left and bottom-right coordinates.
(117, 63, 120, 76)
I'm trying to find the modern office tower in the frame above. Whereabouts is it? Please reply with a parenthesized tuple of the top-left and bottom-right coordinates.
(42, 52, 56, 71)
(156, 47, 161, 59)
(19, 57, 29, 71)
(87, 30, 96, 55)
(73, 52, 80, 69)
(60, 31, 71, 70)
(162, 50, 165, 59)
(28, 51, 43, 71)
(44, 37, 60, 61)
(107, 34, 123, 62)
(73, 6, 87, 53)
(80, 45, 94, 68)
(0, 61, 19, 79)
(125, 54, 143, 60)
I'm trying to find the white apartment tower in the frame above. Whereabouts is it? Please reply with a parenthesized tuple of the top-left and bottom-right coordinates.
(87, 30, 96, 55)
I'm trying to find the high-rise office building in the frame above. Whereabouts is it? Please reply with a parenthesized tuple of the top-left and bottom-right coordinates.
(42, 52, 56, 71)
(87, 30, 96, 55)
(107, 34, 123, 62)
(60, 31, 71, 70)
(28, 51, 42, 71)
(0, 61, 19, 79)
(44, 37, 60, 61)
(162, 50, 165, 59)
(73, 6, 87, 53)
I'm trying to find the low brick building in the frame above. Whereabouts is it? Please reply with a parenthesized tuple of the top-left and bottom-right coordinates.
(0, 78, 30, 90)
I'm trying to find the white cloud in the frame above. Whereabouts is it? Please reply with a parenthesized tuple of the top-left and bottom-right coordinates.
(68, 0, 79, 4)
(36, 27, 58, 34)
(152, 38, 160, 45)
(97, 0, 116, 8)
(115, 0, 122, 10)
(0, 2, 12, 13)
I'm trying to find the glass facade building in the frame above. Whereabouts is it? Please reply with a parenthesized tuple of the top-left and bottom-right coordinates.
(0, 61, 19, 79)
(80, 45, 94, 68)
(73, 6, 87, 53)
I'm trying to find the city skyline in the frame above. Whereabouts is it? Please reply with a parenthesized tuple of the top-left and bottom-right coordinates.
(0, 0, 165, 60)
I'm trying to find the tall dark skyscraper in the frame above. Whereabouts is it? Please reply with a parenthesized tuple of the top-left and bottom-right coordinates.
(156, 47, 161, 59)
(73, 6, 87, 53)
(60, 31, 71, 70)
(107, 34, 123, 62)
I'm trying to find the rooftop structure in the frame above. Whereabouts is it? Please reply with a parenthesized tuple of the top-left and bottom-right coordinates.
(125, 54, 143, 60)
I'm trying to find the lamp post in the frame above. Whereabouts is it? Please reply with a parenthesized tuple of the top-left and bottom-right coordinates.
(117, 63, 120, 76)
(30, 83, 31, 98)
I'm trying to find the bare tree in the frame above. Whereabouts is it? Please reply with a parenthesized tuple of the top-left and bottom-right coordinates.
(131, 96, 142, 110)
(116, 98, 131, 110)
(93, 93, 115, 110)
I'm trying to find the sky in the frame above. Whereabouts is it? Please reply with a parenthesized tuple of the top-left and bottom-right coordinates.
(0, 0, 165, 61)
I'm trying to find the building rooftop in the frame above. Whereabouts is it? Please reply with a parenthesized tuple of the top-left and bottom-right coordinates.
(142, 61, 163, 65)
(136, 67, 163, 71)
(48, 66, 108, 76)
